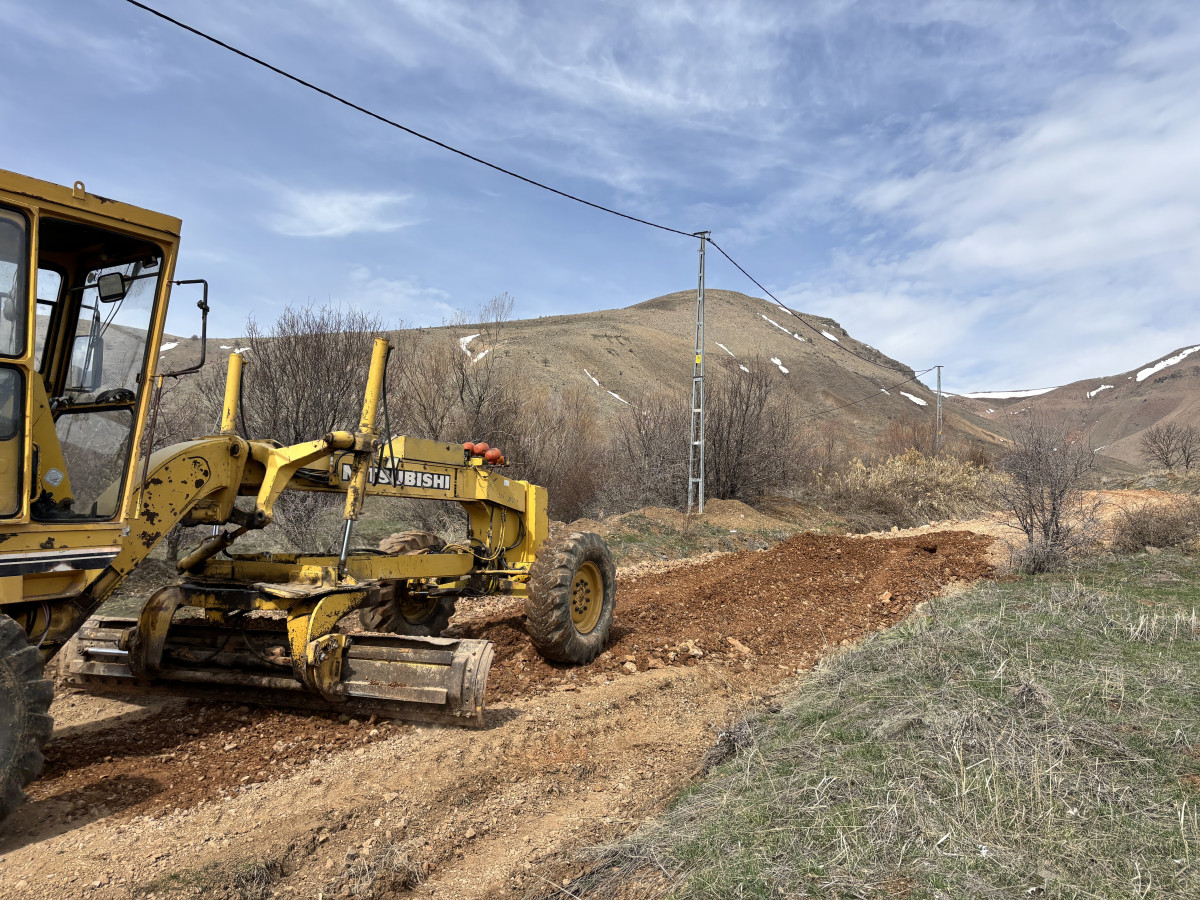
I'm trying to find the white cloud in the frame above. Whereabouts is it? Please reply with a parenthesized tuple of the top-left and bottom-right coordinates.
(266, 188, 419, 238)
(345, 266, 455, 325)
(790, 18, 1200, 389)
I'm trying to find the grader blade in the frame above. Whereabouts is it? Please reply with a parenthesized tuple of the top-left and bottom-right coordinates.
(62, 615, 495, 726)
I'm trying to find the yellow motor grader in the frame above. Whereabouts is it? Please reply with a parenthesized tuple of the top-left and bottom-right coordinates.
(0, 169, 616, 823)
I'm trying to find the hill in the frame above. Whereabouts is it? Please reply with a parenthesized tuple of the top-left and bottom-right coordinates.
(369, 289, 1003, 453)
(950, 344, 1200, 467)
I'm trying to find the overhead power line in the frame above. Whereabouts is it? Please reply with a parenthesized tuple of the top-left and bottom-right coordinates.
(123, 0, 921, 382)
(703, 237, 910, 374)
(121, 0, 695, 239)
(794, 367, 937, 422)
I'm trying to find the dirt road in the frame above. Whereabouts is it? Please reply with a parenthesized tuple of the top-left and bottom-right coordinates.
(0, 531, 993, 899)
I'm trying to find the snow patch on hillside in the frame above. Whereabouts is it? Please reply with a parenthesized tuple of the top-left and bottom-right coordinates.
(715, 342, 735, 357)
(961, 387, 1056, 399)
(739, 364, 750, 373)
(458, 334, 480, 355)
(584, 369, 600, 387)
(607, 391, 628, 404)
(770, 357, 789, 374)
(761, 315, 791, 336)
(159, 341, 179, 353)
(1136, 346, 1200, 382)
(1086, 384, 1114, 399)
(900, 391, 927, 406)
(821, 330, 839, 343)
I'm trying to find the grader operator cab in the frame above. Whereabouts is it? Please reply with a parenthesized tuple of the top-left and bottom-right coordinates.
(0, 170, 617, 823)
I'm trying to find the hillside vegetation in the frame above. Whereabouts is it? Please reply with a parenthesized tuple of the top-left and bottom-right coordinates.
(569, 551, 1200, 899)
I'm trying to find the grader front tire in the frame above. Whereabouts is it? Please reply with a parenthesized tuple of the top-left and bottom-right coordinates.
(525, 531, 616, 664)
(0, 614, 54, 823)
(360, 595, 457, 637)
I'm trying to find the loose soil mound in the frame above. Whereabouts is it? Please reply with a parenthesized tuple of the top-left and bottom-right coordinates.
(460, 530, 993, 698)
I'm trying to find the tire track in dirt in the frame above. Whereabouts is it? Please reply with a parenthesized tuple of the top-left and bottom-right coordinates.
(464, 530, 994, 699)
(0, 530, 993, 899)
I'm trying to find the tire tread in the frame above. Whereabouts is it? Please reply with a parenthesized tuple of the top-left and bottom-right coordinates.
(0, 614, 54, 824)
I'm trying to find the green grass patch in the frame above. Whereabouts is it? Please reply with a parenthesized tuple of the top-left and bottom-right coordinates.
(572, 553, 1200, 899)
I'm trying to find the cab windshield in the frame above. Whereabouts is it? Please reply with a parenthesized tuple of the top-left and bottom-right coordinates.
(31, 216, 164, 522)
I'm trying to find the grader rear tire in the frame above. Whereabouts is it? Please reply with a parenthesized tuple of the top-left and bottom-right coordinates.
(359, 531, 456, 636)
(0, 614, 54, 823)
(525, 531, 616, 664)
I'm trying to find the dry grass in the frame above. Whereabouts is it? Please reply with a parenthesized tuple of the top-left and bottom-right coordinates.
(816, 450, 992, 533)
(1112, 496, 1200, 553)
(563, 553, 1200, 899)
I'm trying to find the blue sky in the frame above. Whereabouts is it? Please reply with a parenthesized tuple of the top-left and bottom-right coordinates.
(1, 0, 1196, 392)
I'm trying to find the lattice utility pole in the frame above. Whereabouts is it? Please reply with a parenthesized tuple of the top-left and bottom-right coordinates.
(935, 365, 943, 455)
(687, 232, 710, 514)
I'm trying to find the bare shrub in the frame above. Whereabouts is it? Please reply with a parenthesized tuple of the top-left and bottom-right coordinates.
(607, 388, 690, 511)
(817, 450, 991, 533)
(1111, 496, 1200, 552)
(194, 304, 391, 550)
(704, 359, 799, 503)
(235, 305, 388, 444)
(877, 415, 935, 458)
(1138, 421, 1200, 471)
(493, 386, 609, 521)
(950, 440, 997, 471)
(994, 412, 1099, 573)
(390, 333, 460, 440)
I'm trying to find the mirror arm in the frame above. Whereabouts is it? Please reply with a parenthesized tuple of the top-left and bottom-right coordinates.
(162, 279, 209, 378)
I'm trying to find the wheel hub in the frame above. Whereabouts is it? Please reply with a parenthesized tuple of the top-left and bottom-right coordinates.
(571, 561, 603, 634)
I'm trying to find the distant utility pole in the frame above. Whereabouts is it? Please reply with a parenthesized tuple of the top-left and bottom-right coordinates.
(935, 365, 943, 455)
(687, 231, 710, 514)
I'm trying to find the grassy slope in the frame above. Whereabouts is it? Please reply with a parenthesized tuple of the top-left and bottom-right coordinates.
(574, 552, 1200, 899)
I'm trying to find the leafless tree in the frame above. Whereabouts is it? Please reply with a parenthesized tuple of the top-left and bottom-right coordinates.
(994, 412, 1099, 572)
(704, 359, 797, 502)
(609, 388, 690, 510)
(391, 333, 460, 440)
(192, 304, 392, 551)
(1182, 426, 1200, 472)
(496, 385, 608, 521)
(239, 305, 388, 444)
(391, 293, 520, 444)
(1139, 422, 1199, 471)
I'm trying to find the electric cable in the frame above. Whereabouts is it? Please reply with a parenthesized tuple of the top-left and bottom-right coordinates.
(122, 0, 696, 240)
(793, 366, 937, 422)
(704, 237, 911, 374)
(122, 1, 929, 383)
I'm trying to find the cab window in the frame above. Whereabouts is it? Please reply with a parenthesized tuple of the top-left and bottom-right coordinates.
(0, 207, 29, 358)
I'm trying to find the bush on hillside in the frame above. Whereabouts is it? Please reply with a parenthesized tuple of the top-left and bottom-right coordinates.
(1111, 497, 1200, 552)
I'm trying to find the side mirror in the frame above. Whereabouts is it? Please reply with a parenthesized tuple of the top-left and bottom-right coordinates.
(69, 331, 104, 392)
(96, 272, 127, 303)
(161, 279, 210, 378)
